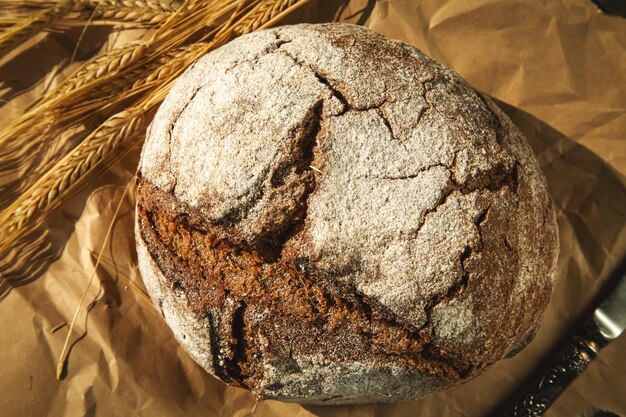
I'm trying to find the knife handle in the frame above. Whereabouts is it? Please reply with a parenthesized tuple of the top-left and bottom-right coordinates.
(504, 336, 599, 417)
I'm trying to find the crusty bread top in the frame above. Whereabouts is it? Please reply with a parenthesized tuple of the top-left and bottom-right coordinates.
(139, 23, 558, 374)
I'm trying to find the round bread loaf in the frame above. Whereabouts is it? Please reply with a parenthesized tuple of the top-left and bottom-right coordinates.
(135, 23, 559, 404)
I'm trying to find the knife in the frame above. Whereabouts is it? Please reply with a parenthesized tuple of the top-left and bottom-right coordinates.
(503, 263, 626, 417)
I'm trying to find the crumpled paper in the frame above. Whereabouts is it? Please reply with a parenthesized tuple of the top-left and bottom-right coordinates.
(1, 1, 625, 416)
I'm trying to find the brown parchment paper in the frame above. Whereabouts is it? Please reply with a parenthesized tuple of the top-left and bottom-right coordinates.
(1, 1, 626, 416)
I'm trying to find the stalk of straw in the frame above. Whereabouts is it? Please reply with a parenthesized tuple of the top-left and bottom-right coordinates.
(55, 179, 132, 380)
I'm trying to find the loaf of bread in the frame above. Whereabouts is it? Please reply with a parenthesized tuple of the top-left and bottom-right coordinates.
(135, 23, 559, 404)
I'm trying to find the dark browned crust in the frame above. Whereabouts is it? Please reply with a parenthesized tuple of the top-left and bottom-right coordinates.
(136, 177, 466, 393)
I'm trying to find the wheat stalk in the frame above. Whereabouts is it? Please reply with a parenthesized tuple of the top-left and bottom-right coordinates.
(0, 1, 60, 27)
(0, 1, 72, 57)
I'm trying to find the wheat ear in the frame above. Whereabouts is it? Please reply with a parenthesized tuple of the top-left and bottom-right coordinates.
(56, 41, 150, 95)
(0, 107, 146, 249)
(90, 43, 208, 99)
(80, 0, 176, 24)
